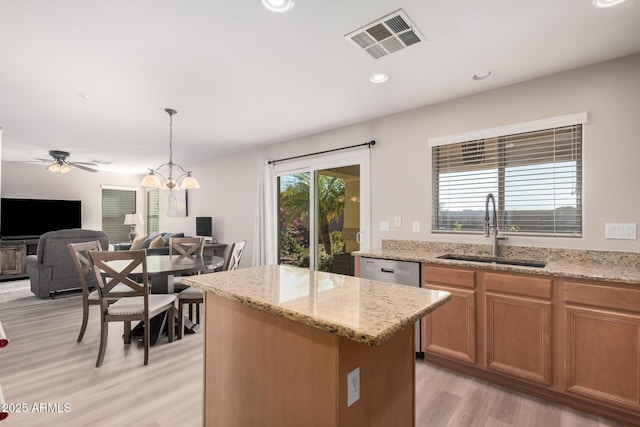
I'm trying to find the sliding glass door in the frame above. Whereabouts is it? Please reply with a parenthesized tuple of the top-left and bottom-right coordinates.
(275, 150, 369, 273)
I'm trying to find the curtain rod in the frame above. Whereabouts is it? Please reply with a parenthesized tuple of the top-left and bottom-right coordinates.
(268, 140, 376, 165)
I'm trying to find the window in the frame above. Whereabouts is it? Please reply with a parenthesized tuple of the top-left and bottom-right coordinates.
(101, 187, 136, 243)
(430, 114, 585, 236)
(146, 189, 159, 234)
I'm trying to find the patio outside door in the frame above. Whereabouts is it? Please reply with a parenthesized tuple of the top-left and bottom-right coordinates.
(275, 151, 369, 273)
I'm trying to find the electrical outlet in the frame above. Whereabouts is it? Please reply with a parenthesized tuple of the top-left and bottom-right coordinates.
(347, 367, 360, 407)
(394, 216, 402, 227)
(379, 221, 390, 232)
(605, 223, 637, 240)
(412, 221, 420, 233)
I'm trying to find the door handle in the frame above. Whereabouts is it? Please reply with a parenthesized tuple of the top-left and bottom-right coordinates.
(356, 231, 362, 244)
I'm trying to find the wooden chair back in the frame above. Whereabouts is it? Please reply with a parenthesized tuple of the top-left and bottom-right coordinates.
(169, 237, 204, 257)
(89, 250, 149, 303)
(67, 240, 104, 296)
(225, 240, 247, 271)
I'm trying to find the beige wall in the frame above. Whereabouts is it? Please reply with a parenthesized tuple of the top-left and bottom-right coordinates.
(188, 53, 640, 258)
(2, 54, 639, 263)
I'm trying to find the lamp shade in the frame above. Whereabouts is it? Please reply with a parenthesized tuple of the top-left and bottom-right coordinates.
(141, 172, 162, 188)
(48, 163, 61, 173)
(124, 213, 145, 225)
(181, 174, 200, 189)
(123, 214, 137, 225)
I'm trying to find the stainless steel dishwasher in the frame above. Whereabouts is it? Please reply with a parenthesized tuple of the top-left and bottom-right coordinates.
(359, 257, 424, 358)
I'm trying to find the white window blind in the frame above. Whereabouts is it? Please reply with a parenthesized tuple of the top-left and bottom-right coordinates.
(101, 188, 136, 243)
(146, 189, 159, 234)
(432, 124, 582, 236)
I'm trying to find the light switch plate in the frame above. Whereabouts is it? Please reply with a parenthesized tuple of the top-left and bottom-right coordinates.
(379, 221, 390, 232)
(605, 223, 637, 240)
(394, 216, 402, 227)
(347, 367, 360, 407)
(412, 221, 420, 233)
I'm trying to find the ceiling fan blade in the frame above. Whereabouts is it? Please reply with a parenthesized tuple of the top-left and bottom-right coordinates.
(35, 158, 53, 162)
(68, 162, 98, 172)
(72, 161, 98, 166)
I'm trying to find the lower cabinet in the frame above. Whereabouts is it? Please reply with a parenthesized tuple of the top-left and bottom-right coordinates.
(356, 262, 640, 426)
(0, 243, 27, 279)
(484, 272, 553, 386)
(370, 260, 640, 423)
(422, 265, 477, 365)
(564, 280, 640, 412)
(424, 284, 477, 364)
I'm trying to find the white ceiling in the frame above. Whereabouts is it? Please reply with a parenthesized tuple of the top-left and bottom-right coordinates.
(1, 0, 639, 174)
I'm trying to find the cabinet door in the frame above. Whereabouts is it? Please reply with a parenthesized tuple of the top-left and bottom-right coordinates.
(423, 285, 476, 364)
(485, 293, 552, 385)
(565, 306, 640, 411)
(0, 246, 25, 275)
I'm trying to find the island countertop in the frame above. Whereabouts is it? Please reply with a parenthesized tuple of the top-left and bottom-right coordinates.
(182, 264, 451, 346)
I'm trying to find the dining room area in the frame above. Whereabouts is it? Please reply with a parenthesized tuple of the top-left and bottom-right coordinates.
(0, 234, 248, 424)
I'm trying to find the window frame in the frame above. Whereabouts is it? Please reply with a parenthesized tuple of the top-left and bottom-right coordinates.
(428, 113, 587, 237)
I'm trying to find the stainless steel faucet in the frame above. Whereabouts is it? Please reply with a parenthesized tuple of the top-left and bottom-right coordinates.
(485, 193, 507, 257)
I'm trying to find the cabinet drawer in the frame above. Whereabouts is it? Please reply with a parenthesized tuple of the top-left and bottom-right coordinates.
(565, 281, 640, 313)
(423, 265, 475, 288)
(485, 272, 552, 299)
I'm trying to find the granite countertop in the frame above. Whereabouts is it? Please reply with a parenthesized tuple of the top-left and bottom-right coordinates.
(355, 241, 640, 285)
(182, 264, 451, 346)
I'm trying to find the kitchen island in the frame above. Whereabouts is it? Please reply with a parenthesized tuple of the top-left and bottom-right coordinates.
(183, 264, 451, 427)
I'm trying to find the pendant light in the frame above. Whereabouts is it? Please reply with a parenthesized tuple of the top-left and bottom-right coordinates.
(141, 108, 200, 190)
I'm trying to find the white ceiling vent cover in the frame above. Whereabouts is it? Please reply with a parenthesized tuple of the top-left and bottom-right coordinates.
(345, 9, 426, 59)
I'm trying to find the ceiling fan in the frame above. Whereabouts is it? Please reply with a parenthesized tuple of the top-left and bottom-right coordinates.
(36, 150, 99, 173)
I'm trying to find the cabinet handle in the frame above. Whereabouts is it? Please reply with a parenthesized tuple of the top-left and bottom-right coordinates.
(381, 268, 395, 274)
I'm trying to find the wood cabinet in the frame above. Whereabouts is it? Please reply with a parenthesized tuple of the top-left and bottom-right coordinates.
(422, 265, 477, 365)
(360, 256, 640, 423)
(564, 280, 640, 412)
(0, 241, 35, 280)
(484, 272, 553, 385)
(0, 245, 25, 276)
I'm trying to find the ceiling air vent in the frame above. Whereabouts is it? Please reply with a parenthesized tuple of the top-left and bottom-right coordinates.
(345, 9, 425, 59)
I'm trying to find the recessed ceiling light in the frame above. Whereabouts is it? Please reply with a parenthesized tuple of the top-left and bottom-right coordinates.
(472, 70, 494, 81)
(369, 72, 389, 84)
(261, 0, 294, 12)
(592, 0, 627, 8)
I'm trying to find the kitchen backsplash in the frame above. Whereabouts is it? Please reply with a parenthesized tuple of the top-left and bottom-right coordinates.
(381, 239, 640, 267)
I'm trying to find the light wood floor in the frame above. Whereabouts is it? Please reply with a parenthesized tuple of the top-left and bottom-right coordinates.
(0, 295, 623, 426)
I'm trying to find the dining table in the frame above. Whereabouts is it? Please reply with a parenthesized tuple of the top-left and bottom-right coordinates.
(106, 253, 225, 345)
(145, 254, 225, 293)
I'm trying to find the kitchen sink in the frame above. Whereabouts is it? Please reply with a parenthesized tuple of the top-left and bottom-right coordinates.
(437, 254, 547, 268)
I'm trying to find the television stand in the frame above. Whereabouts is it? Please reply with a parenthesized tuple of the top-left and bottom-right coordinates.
(0, 239, 37, 281)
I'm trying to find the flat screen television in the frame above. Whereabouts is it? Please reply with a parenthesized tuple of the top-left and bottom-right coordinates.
(196, 216, 212, 238)
(1, 198, 82, 240)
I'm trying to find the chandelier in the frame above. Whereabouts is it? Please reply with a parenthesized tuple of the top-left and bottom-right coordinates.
(140, 108, 200, 190)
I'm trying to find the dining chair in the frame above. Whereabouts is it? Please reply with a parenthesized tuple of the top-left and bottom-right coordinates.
(169, 236, 205, 257)
(177, 240, 247, 339)
(68, 241, 146, 343)
(169, 237, 205, 293)
(67, 240, 105, 342)
(88, 250, 176, 367)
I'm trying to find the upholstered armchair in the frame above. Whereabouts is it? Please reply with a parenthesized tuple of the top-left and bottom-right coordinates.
(25, 229, 109, 298)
